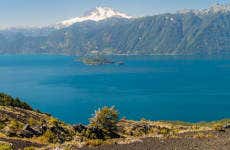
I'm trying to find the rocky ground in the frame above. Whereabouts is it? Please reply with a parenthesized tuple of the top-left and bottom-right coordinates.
(0, 137, 44, 149)
(0, 105, 74, 150)
(1, 128, 229, 150)
(81, 129, 230, 150)
(1, 93, 230, 150)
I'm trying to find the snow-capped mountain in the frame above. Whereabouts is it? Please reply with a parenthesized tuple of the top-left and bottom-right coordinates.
(208, 3, 230, 13)
(60, 7, 132, 27)
(178, 3, 230, 15)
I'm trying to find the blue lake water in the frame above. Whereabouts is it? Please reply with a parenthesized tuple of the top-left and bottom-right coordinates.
(0, 55, 230, 124)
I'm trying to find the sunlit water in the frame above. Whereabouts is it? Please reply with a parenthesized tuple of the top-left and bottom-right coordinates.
(0, 55, 230, 124)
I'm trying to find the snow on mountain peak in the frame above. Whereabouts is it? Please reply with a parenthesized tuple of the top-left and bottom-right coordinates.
(209, 3, 230, 13)
(178, 3, 230, 15)
(60, 7, 132, 27)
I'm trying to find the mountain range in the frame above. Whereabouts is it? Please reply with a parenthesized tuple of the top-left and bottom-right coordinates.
(0, 4, 230, 55)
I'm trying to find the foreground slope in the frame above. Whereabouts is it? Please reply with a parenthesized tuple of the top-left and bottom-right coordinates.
(81, 129, 230, 150)
(0, 93, 230, 150)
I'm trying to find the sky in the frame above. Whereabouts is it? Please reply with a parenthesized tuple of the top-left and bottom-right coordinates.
(0, 0, 229, 28)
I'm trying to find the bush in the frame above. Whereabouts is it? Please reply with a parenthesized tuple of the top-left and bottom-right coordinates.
(28, 118, 39, 126)
(0, 142, 12, 150)
(48, 117, 59, 126)
(158, 127, 171, 136)
(89, 106, 119, 132)
(5, 120, 23, 137)
(39, 124, 73, 144)
(23, 146, 36, 150)
(88, 106, 120, 139)
(213, 124, 224, 131)
(40, 130, 58, 143)
(0, 121, 6, 129)
(81, 127, 104, 139)
(0, 93, 32, 110)
(8, 120, 23, 131)
(85, 139, 104, 147)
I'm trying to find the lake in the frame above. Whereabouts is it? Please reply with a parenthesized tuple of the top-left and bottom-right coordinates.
(0, 55, 230, 124)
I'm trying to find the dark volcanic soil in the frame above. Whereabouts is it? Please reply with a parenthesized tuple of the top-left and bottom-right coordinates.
(1, 129, 230, 150)
(0, 137, 44, 150)
(80, 129, 230, 150)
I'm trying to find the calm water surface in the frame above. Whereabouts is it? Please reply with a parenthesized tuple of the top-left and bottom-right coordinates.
(0, 55, 230, 124)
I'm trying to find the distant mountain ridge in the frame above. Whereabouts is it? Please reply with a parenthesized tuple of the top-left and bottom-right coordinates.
(178, 3, 230, 15)
(0, 4, 230, 55)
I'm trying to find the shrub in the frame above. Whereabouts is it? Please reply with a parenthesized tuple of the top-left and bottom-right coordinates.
(39, 124, 73, 144)
(0, 121, 5, 130)
(85, 139, 104, 147)
(0, 93, 32, 110)
(48, 117, 59, 126)
(88, 106, 120, 139)
(89, 106, 119, 132)
(81, 127, 104, 139)
(0, 142, 12, 150)
(5, 120, 23, 137)
(8, 120, 23, 130)
(158, 127, 171, 136)
(28, 118, 39, 126)
(213, 124, 224, 131)
(40, 130, 58, 143)
(23, 147, 36, 150)
(193, 132, 214, 139)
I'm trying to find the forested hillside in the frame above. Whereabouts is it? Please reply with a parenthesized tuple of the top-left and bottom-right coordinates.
(0, 4, 230, 55)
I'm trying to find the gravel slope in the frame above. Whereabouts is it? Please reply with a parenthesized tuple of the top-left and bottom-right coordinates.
(80, 129, 230, 150)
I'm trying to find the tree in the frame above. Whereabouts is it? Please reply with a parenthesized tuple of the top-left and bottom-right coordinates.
(89, 106, 119, 133)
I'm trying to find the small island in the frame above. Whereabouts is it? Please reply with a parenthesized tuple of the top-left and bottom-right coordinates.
(81, 57, 114, 65)
(78, 56, 124, 66)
